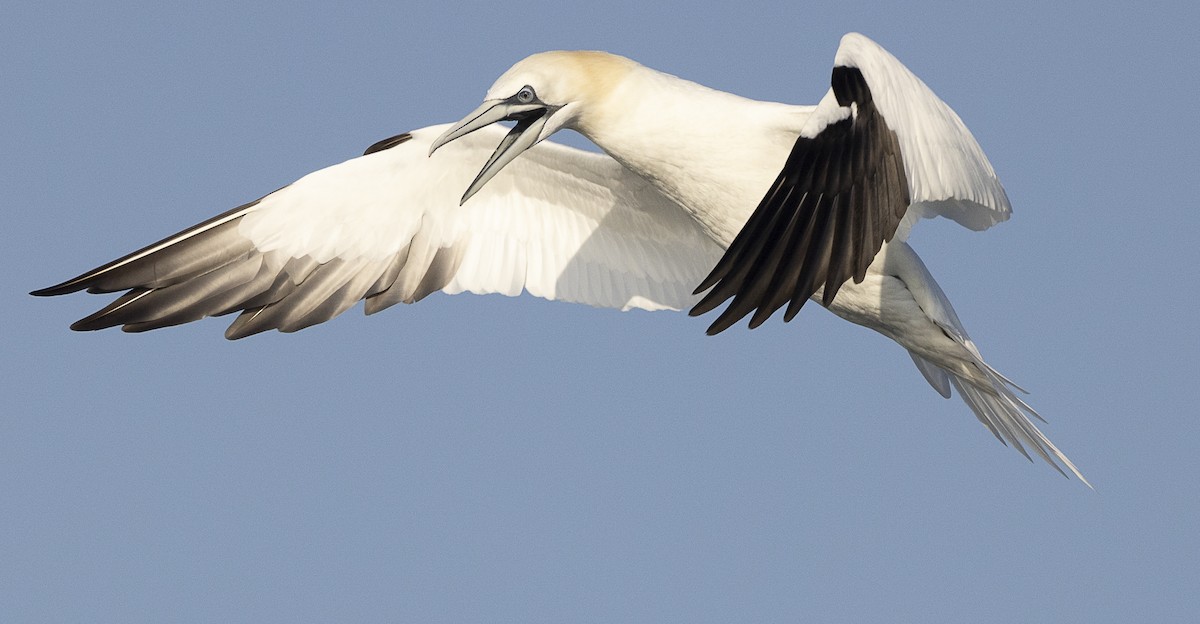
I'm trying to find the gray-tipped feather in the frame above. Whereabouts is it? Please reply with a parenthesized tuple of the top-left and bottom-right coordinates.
(362, 238, 468, 315)
(35, 193, 472, 339)
(32, 200, 261, 297)
(84, 252, 260, 332)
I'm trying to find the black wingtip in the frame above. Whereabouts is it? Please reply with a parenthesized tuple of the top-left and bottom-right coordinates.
(363, 133, 413, 156)
(68, 319, 99, 332)
(687, 296, 715, 318)
(703, 307, 745, 336)
(30, 279, 85, 298)
(782, 297, 807, 322)
(747, 306, 774, 330)
(69, 311, 115, 331)
(820, 282, 842, 307)
(692, 272, 722, 296)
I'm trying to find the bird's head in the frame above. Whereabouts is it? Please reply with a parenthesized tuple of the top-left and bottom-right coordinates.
(429, 51, 636, 204)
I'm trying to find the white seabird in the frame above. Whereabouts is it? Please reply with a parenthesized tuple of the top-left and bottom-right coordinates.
(33, 33, 1088, 484)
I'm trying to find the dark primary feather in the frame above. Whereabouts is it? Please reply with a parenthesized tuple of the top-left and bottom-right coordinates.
(30, 199, 262, 297)
(690, 66, 910, 335)
(362, 132, 413, 155)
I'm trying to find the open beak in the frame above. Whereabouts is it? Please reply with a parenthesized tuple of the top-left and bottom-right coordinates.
(429, 98, 559, 204)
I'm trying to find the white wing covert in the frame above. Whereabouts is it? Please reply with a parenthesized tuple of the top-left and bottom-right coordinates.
(34, 125, 722, 339)
(834, 33, 1011, 236)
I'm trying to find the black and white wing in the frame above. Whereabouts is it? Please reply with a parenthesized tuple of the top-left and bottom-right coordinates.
(691, 33, 1012, 334)
(33, 125, 722, 339)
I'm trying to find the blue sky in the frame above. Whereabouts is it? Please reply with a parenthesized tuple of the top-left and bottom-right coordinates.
(4, 2, 1198, 622)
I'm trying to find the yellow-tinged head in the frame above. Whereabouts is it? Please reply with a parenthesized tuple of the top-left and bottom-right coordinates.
(429, 51, 638, 204)
(485, 50, 636, 113)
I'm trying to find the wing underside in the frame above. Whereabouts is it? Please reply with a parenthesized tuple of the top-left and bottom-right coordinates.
(34, 125, 722, 338)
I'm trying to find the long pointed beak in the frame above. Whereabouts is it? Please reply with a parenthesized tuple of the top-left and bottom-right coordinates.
(429, 99, 558, 204)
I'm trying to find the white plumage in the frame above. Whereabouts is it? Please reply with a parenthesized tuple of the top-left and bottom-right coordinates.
(832, 34, 1011, 234)
(33, 33, 1087, 484)
(238, 125, 720, 314)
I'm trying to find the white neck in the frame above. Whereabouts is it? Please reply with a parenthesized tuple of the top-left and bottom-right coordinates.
(573, 65, 813, 246)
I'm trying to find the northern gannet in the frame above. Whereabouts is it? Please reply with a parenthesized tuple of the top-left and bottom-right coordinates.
(32, 33, 1087, 484)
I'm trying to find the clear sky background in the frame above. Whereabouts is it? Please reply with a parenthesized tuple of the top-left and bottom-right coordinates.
(4, 2, 1198, 622)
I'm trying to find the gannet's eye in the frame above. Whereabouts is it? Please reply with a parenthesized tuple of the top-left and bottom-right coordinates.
(516, 86, 535, 103)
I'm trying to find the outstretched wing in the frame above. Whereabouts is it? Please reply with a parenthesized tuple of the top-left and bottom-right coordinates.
(691, 32, 1012, 335)
(33, 124, 722, 339)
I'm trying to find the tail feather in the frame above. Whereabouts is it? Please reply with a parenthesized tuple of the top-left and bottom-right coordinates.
(946, 362, 1091, 488)
(891, 241, 1087, 485)
(909, 352, 952, 398)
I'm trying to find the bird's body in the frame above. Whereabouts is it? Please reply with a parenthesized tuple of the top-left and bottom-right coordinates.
(33, 34, 1087, 483)
(550, 53, 810, 244)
